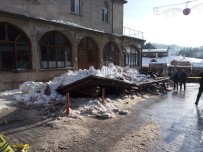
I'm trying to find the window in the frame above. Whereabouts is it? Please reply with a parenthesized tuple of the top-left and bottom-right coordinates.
(71, 0, 81, 14)
(0, 23, 31, 71)
(39, 31, 72, 69)
(102, 2, 109, 23)
(103, 42, 119, 66)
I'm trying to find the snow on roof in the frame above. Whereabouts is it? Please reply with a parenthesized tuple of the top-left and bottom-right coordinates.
(50, 19, 105, 33)
(143, 49, 167, 53)
(185, 57, 203, 63)
(142, 55, 203, 67)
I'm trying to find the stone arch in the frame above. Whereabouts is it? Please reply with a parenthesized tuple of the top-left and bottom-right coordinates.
(39, 30, 72, 69)
(103, 42, 119, 66)
(124, 45, 139, 66)
(0, 22, 32, 71)
(78, 37, 99, 69)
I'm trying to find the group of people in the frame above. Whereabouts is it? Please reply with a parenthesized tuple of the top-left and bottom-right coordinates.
(173, 69, 188, 91)
(172, 70, 203, 106)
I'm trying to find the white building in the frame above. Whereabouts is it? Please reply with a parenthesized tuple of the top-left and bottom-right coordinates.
(142, 55, 203, 76)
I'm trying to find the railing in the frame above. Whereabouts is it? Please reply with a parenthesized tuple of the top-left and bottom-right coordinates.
(123, 27, 144, 39)
(187, 77, 200, 83)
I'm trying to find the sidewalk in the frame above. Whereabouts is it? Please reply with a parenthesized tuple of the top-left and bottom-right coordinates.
(1, 83, 203, 151)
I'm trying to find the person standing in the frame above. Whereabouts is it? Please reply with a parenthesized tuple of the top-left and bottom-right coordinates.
(195, 72, 203, 106)
(179, 70, 188, 91)
(173, 70, 179, 90)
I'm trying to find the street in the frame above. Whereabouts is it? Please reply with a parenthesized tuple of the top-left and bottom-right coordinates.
(1, 83, 203, 152)
(142, 83, 203, 152)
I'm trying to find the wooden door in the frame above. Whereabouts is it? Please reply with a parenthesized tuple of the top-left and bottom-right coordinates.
(78, 48, 98, 69)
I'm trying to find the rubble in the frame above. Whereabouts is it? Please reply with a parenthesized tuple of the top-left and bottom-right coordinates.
(2, 64, 171, 120)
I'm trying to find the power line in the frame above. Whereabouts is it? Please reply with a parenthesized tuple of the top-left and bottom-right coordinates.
(153, 0, 203, 16)
(154, 0, 203, 8)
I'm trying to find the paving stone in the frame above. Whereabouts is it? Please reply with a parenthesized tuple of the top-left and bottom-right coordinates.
(1, 84, 203, 151)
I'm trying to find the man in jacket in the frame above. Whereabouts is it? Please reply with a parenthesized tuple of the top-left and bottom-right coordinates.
(179, 70, 187, 91)
(173, 70, 179, 90)
(195, 72, 203, 106)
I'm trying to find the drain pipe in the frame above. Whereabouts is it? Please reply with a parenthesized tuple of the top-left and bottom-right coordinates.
(112, 0, 115, 33)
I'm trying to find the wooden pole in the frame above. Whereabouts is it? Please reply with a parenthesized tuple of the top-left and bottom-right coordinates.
(66, 92, 70, 115)
(102, 88, 105, 104)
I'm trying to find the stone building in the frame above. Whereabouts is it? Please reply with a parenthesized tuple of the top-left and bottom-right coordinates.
(0, 0, 145, 91)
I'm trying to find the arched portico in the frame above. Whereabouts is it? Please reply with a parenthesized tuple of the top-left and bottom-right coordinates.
(39, 31, 72, 69)
(124, 45, 139, 66)
(103, 42, 119, 66)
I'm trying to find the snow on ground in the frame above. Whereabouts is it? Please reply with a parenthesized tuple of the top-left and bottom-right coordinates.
(14, 64, 151, 105)
(0, 64, 155, 118)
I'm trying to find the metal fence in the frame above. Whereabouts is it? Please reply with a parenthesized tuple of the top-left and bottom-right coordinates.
(123, 27, 144, 39)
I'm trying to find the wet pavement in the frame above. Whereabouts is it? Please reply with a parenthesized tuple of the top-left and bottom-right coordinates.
(142, 83, 203, 152)
(1, 83, 203, 151)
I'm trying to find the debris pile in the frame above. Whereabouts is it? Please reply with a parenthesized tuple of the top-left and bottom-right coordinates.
(15, 64, 158, 105)
(8, 64, 170, 119)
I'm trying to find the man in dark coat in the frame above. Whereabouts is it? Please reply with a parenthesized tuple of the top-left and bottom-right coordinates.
(195, 72, 203, 106)
(179, 70, 187, 91)
(173, 70, 179, 90)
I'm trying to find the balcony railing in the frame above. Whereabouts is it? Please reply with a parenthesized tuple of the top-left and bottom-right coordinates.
(123, 27, 144, 39)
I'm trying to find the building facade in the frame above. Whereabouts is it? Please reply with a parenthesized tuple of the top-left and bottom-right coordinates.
(142, 49, 168, 58)
(0, 0, 145, 91)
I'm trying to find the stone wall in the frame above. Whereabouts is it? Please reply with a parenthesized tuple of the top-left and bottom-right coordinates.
(0, 0, 125, 35)
(0, 12, 144, 91)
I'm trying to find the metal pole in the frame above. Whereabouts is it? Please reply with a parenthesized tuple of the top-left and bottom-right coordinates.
(102, 88, 105, 103)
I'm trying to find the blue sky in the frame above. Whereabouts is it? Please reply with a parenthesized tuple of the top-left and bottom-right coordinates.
(124, 0, 203, 47)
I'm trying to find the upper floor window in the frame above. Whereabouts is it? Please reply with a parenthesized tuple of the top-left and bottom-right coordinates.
(71, 0, 81, 14)
(102, 2, 109, 23)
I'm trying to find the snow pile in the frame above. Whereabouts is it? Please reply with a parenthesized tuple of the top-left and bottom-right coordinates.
(0, 89, 21, 96)
(78, 98, 118, 118)
(67, 97, 128, 119)
(123, 66, 152, 83)
(14, 64, 151, 105)
(0, 89, 21, 110)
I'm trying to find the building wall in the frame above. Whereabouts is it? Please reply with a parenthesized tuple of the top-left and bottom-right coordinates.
(113, 1, 124, 35)
(0, 0, 125, 35)
(142, 52, 168, 58)
(0, 13, 144, 91)
(142, 52, 156, 58)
